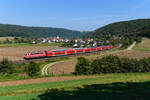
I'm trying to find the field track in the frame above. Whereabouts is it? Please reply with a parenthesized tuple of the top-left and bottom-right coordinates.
(0, 76, 99, 86)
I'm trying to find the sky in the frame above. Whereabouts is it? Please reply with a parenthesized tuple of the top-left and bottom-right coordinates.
(0, 0, 150, 31)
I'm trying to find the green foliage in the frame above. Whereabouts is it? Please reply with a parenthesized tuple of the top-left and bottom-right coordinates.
(87, 19, 150, 39)
(25, 61, 40, 77)
(0, 24, 88, 38)
(3, 38, 12, 44)
(14, 37, 33, 43)
(135, 37, 142, 43)
(121, 37, 134, 48)
(0, 58, 15, 75)
(91, 56, 121, 74)
(75, 57, 91, 75)
(75, 56, 150, 75)
(61, 41, 75, 47)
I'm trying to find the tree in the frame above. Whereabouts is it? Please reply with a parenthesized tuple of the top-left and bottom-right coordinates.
(0, 58, 15, 75)
(75, 57, 91, 75)
(26, 61, 40, 77)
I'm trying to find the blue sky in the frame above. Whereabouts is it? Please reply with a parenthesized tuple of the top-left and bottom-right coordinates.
(0, 0, 150, 31)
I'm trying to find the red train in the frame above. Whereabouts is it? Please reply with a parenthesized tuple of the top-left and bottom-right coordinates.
(24, 45, 113, 59)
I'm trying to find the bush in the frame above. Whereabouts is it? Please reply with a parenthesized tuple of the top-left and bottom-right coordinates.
(75, 57, 91, 75)
(139, 58, 150, 72)
(91, 55, 121, 74)
(0, 58, 15, 75)
(26, 61, 40, 77)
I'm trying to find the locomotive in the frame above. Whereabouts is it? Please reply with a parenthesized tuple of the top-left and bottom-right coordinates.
(24, 45, 113, 59)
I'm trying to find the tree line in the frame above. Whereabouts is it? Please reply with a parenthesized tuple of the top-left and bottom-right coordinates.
(75, 55, 150, 75)
(0, 24, 88, 38)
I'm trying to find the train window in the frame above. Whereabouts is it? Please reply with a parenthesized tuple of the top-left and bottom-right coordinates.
(52, 50, 66, 52)
(75, 48, 84, 50)
(31, 52, 43, 55)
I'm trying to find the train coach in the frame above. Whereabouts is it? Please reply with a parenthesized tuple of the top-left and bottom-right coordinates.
(24, 45, 113, 59)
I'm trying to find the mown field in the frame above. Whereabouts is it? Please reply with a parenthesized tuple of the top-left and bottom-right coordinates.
(0, 72, 150, 100)
(133, 38, 150, 51)
(0, 43, 63, 61)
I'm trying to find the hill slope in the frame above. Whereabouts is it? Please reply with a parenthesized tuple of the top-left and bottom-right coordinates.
(87, 19, 150, 39)
(0, 24, 88, 38)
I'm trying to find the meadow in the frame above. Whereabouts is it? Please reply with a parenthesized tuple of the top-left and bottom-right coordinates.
(0, 72, 150, 100)
(133, 38, 150, 51)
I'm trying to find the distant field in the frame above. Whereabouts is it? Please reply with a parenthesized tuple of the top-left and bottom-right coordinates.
(0, 43, 63, 61)
(133, 38, 150, 51)
(0, 72, 150, 100)
(0, 37, 14, 42)
(0, 43, 62, 47)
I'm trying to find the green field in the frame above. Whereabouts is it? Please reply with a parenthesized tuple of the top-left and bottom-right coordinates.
(0, 72, 150, 100)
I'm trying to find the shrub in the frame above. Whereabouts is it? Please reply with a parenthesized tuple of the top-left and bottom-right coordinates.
(139, 58, 150, 72)
(26, 61, 40, 77)
(0, 58, 15, 75)
(75, 57, 91, 75)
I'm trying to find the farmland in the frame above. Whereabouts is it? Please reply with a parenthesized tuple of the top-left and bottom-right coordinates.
(49, 48, 150, 75)
(133, 38, 150, 51)
(0, 39, 150, 100)
(0, 72, 150, 100)
(0, 37, 14, 42)
(0, 43, 63, 61)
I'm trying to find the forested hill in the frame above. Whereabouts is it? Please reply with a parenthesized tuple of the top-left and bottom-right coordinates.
(87, 19, 150, 39)
(0, 24, 88, 38)
(136, 24, 150, 38)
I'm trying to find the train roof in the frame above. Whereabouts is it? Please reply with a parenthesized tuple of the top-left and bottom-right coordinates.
(51, 49, 67, 52)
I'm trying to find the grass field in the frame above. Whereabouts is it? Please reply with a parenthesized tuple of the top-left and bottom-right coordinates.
(0, 72, 150, 100)
(133, 38, 150, 51)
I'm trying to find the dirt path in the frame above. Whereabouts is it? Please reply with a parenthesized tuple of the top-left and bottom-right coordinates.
(127, 41, 136, 50)
(42, 61, 68, 76)
(0, 76, 99, 87)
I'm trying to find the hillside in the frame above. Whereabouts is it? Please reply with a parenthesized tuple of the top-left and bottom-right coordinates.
(0, 24, 88, 38)
(87, 19, 150, 39)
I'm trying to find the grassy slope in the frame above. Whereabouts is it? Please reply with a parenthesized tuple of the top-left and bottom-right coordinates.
(0, 72, 150, 100)
(133, 38, 150, 51)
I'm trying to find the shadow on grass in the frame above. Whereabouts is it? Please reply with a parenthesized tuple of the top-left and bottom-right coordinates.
(33, 81, 150, 100)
